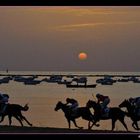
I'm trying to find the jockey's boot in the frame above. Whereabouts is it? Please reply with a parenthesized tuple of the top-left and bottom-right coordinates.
(104, 108, 109, 113)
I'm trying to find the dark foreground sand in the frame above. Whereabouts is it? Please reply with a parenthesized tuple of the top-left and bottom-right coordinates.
(0, 125, 139, 139)
(0, 125, 139, 134)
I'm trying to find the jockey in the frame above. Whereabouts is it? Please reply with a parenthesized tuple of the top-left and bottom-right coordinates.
(66, 98, 79, 114)
(129, 97, 140, 107)
(0, 93, 9, 115)
(96, 93, 110, 114)
(129, 97, 140, 115)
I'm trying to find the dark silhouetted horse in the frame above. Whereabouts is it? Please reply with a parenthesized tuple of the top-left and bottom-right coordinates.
(0, 103, 32, 126)
(54, 101, 98, 129)
(86, 100, 128, 131)
(119, 99, 140, 130)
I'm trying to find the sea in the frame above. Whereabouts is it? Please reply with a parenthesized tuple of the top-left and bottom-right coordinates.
(0, 71, 140, 132)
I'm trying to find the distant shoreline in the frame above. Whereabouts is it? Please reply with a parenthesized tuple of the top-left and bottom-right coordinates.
(1, 74, 140, 77)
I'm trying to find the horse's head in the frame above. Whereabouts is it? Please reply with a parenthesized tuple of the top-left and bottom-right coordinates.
(119, 99, 129, 108)
(54, 101, 63, 111)
(86, 100, 96, 108)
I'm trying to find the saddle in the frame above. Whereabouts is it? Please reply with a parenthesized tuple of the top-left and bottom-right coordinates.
(101, 107, 110, 118)
(69, 108, 78, 117)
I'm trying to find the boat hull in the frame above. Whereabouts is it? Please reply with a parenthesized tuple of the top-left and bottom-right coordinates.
(66, 84, 97, 88)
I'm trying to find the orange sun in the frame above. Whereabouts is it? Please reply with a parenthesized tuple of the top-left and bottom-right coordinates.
(78, 52, 87, 60)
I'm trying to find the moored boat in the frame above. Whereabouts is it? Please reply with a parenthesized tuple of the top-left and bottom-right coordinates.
(66, 84, 97, 88)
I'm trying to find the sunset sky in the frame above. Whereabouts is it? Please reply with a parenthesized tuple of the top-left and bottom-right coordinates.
(0, 6, 140, 72)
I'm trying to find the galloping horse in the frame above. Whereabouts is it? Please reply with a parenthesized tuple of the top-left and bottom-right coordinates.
(119, 99, 140, 130)
(54, 101, 98, 129)
(86, 100, 128, 131)
(0, 103, 32, 126)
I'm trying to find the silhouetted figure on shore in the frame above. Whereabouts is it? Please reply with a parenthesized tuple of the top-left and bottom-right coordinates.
(6, 69, 8, 73)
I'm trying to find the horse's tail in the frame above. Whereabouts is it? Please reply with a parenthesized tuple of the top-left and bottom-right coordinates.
(20, 103, 29, 111)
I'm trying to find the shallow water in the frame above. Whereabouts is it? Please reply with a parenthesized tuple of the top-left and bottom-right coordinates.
(0, 71, 140, 132)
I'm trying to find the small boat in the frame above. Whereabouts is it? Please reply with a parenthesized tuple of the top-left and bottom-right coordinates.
(66, 84, 97, 88)
(57, 80, 72, 85)
(24, 80, 42, 85)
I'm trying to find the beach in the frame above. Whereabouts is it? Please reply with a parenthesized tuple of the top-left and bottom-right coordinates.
(0, 125, 138, 134)
(0, 71, 140, 132)
(0, 126, 138, 140)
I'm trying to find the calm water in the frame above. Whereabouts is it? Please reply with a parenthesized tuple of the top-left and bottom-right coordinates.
(0, 71, 140, 132)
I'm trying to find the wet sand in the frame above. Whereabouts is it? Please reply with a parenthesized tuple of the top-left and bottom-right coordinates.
(0, 125, 138, 134)
(0, 125, 139, 140)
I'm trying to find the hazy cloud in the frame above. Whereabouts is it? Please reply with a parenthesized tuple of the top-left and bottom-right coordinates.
(0, 6, 140, 71)
(51, 21, 140, 31)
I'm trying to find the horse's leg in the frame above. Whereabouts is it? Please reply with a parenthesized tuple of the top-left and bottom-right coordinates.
(132, 121, 139, 130)
(88, 120, 100, 130)
(0, 115, 5, 123)
(89, 120, 98, 130)
(19, 114, 32, 126)
(67, 119, 71, 129)
(135, 121, 139, 130)
(14, 115, 23, 126)
(72, 119, 83, 129)
(111, 119, 117, 131)
(118, 118, 128, 131)
(8, 115, 12, 125)
(132, 122, 135, 129)
(132, 121, 138, 130)
(88, 121, 91, 129)
(22, 116, 32, 126)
